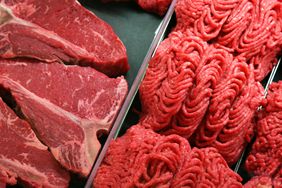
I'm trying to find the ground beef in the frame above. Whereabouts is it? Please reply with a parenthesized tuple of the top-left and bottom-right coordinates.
(244, 176, 273, 188)
(94, 125, 190, 187)
(245, 81, 282, 180)
(244, 171, 282, 188)
(171, 147, 242, 188)
(167, 44, 232, 138)
(175, 0, 282, 81)
(140, 30, 208, 131)
(94, 125, 242, 187)
(195, 61, 264, 164)
(273, 168, 282, 188)
(141, 44, 264, 164)
(216, 0, 282, 81)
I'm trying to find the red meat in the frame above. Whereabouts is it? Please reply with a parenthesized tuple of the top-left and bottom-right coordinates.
(175, 0, 240, 41)
(168, 44, 232, 138)
(140, 19, 264, 165)
(245, 81, 282, 179)
(94, 125, 242, 187)
(172, 147, 242, 188)
(136, 0, 172, 16)
(216, 0, 282, 81)
(244, 176, 273, 188)
(244, 170, 282, 188)
(101, 0, 172, 16)
(94, 125, 190, 187)
(195, 61, 264, 164)
(0, 0, 129, 77)
(140, 30, 208, 131)
(175, 0, 282, 81)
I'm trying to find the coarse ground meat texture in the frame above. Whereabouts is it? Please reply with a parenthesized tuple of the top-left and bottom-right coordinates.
(171, 147, 242, 188)
(244, 171, 282, 188)
(139, 30, 264, 164)
(167, 44, 233, 138)
(175, 0, 240, 41)
(244, 176, 273, 188)
(139, 30, 208, 132)
(245, 81, 282, 182)
(195, 61, 264, 164)
(273, 168, 282, 188)
(215, 0, 282, 81)
(175, 0, 282, 81)
(94, 125, 190, 187)
(94, 125, 243, 188)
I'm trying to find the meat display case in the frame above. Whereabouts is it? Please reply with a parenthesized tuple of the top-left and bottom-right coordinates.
(83, 1, 282, 188)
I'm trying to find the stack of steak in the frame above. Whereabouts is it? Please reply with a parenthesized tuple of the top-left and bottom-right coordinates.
(244, 81, 282, 188)
(0, 0, 129, 187)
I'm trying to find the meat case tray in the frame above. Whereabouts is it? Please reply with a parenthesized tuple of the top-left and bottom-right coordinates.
(85, 1, 282, 188)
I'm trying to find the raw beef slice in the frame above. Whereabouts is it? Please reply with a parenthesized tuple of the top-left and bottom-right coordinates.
(0, 98, 70, 187)
(0, 0, 129, 77)
(0, 60, 128, 176)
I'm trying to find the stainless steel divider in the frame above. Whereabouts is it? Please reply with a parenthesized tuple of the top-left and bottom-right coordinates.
(84, 1, 177, 187)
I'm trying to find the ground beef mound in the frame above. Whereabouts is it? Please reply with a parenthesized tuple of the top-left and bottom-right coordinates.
(195, 60, 264, 164)
(94, 125, 190, 187)
(94, 125, 242, 187)
(140, 40, 264, 164)
(140, 30, 208, 132)
(245, 81, 282, 186)
(244, 176, 273, 188)
(100, 0, 172, 15)
(172, 147, 242, 188)
(138, 0, 282, 165)
(175, 0, 282, 81)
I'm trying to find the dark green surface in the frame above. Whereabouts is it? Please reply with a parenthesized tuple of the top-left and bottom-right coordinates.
(80, 0, 162, 88)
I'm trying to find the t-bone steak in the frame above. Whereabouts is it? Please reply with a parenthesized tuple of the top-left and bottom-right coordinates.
(0, 97, 70, 187)
(0, 0, 129, 77)
(0, 60, 128, 176)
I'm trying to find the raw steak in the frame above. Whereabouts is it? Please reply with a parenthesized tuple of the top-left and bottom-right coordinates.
(0, 98, 70, 187)
(0, 60, 128, 176)
(0, 0, 129, 77)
